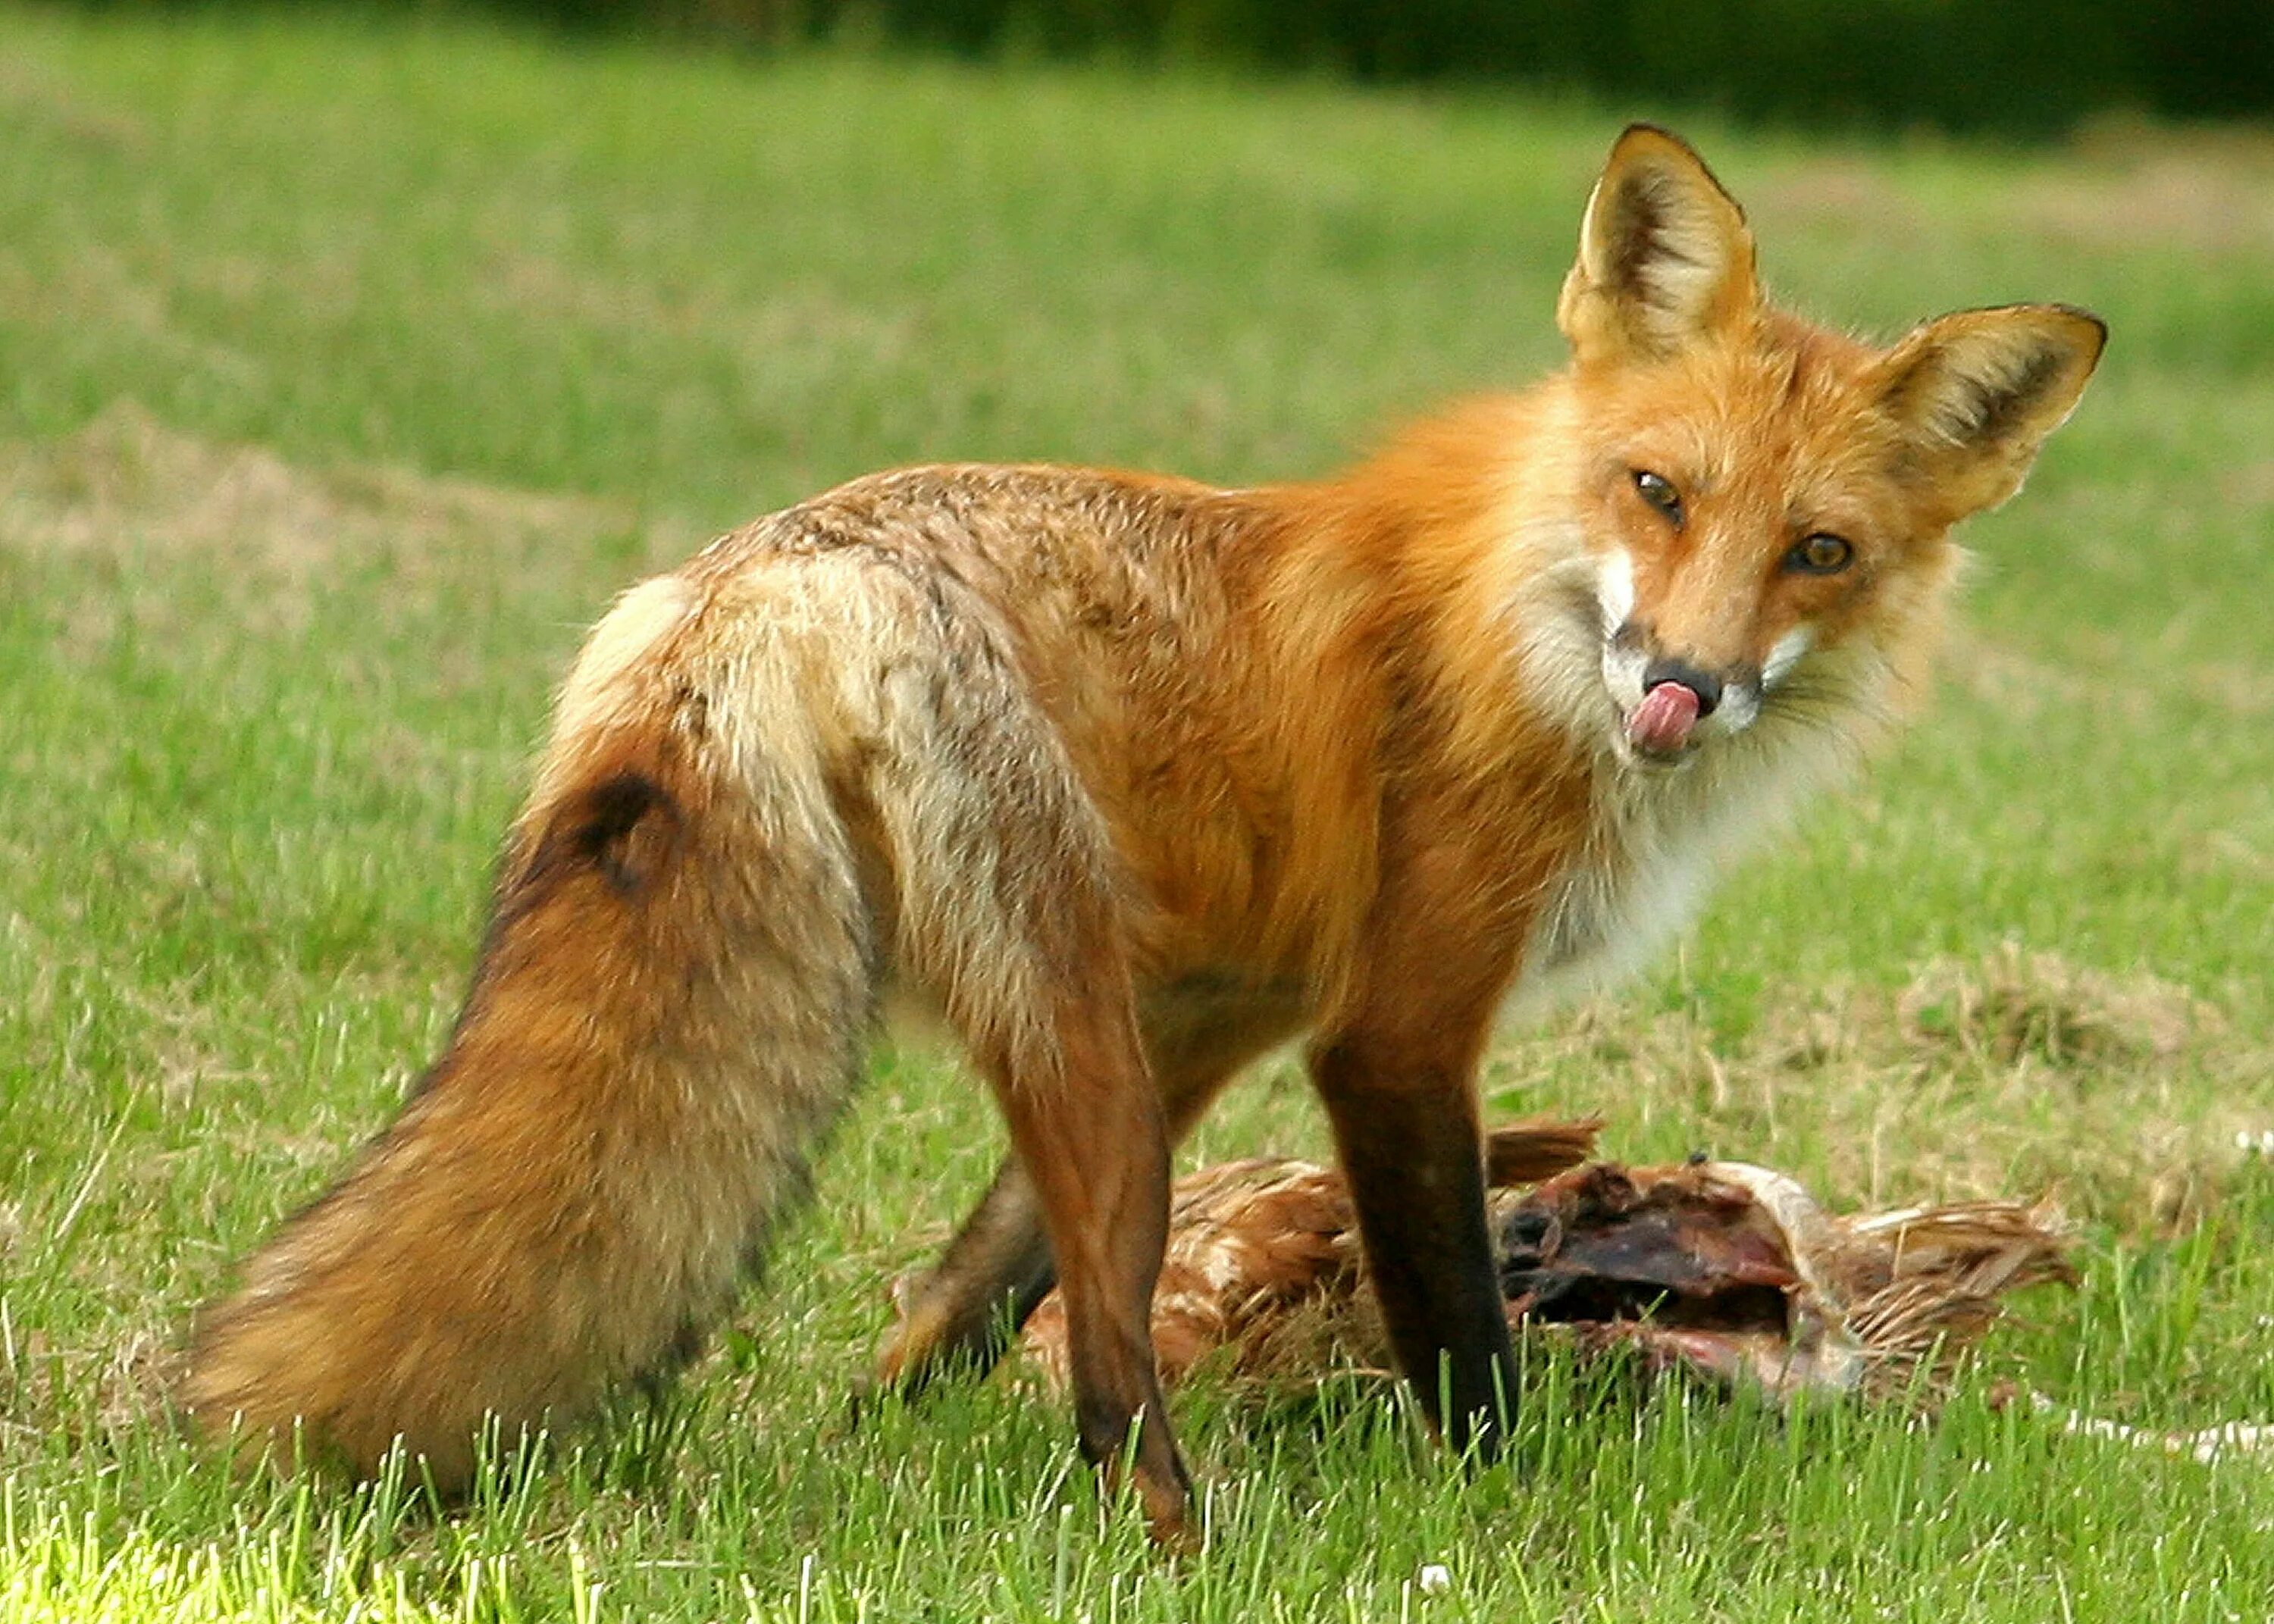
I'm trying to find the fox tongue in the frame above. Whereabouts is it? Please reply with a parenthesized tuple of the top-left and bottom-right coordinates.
(1628, 681, 1702, 755)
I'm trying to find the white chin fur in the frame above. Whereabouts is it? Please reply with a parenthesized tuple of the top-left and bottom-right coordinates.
(1600, 637, 1649, 714)
(1596, 546, 1637, 637)
(1763, 623, 1815, 689)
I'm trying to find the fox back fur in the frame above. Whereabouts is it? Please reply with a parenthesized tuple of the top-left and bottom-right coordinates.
(184, 126, 2103, 1538)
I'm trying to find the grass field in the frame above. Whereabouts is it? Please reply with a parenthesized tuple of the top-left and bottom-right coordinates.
(3, 8, 2273, 1619)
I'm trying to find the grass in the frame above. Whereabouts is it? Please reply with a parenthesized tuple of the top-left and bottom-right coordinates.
(3, 8, 2274, 1619)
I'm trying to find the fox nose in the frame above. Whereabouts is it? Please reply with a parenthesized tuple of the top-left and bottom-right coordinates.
(1641, 656, 1723, 718)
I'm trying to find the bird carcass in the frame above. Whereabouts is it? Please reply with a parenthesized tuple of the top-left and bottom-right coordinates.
(1007, 1120, 2074, 1407)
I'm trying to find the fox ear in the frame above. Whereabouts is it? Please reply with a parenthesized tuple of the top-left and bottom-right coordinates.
(1874, 305, 2106, 517)
(1558, 125, 1758, 366)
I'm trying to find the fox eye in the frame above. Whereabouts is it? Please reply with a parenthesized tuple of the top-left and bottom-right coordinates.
(1786, 533, 1854, 574)
(1630, 469, 1684, 527)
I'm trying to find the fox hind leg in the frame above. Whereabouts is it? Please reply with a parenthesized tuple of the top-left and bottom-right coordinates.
(974, 1000, 1189, 1541)
(875, 1155, 1055, 1395)
(876, 991, 1304, 1397)
(851, 576, 1193, 1537)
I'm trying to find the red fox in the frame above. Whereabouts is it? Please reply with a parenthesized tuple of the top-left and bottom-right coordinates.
(185, 126, 2102, 1539)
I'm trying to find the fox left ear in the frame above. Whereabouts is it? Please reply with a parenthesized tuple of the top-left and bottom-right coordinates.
(1558, 125, 1759, 366)
(1874, 304, 2106, 518)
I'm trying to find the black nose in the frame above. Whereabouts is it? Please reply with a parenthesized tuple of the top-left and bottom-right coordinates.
(1642, 657, 1723, 717)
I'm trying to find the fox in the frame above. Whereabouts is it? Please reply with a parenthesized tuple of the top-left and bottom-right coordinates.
(183, 125, 2102, 1541)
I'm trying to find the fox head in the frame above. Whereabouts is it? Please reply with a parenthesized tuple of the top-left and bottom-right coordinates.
(1549, 125, 2104, 769)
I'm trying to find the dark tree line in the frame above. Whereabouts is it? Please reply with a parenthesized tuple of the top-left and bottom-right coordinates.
(70, 0, 2274, 133)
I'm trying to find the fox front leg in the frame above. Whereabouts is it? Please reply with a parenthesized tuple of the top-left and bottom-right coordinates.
(1306, 823, 1534, 1456)
(1311, 1023, 1516, 1453)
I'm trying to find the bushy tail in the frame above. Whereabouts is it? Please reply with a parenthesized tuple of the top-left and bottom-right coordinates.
(183, 574, 875, 1491)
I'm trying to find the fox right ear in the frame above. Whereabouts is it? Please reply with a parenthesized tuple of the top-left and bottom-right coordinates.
(1558, 125, 1758, 367)
(1873, 304, 2107, 519)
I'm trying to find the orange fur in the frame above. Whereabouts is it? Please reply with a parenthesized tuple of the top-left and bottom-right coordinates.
(186, 127, 2102, 1541)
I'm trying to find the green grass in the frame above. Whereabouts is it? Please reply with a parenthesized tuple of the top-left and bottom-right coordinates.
(4, 8, 2274, 1619)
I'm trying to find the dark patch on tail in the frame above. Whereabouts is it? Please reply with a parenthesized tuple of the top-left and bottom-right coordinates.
(565, 771, 684, 897)
(506, 767, 687, 915)
(409, 762, 688, 1103)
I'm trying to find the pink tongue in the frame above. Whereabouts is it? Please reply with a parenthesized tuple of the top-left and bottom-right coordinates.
(1629, 681, 1702, 754)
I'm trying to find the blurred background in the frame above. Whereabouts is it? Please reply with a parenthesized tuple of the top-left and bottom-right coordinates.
(55, 0, 2274, 133)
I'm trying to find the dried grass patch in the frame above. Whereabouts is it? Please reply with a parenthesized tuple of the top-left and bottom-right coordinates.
(1753, 124, 2274, 264)
(1894, 941, 2216, 1071)
(0, 400, 689, 638)
(1749, 158, 1928, 238)
(0, 1319, 178, 1457)
(2038, 120, 2274, 258)
(1494, 943, 2256, 1235)
(0, 50, 145, 150)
